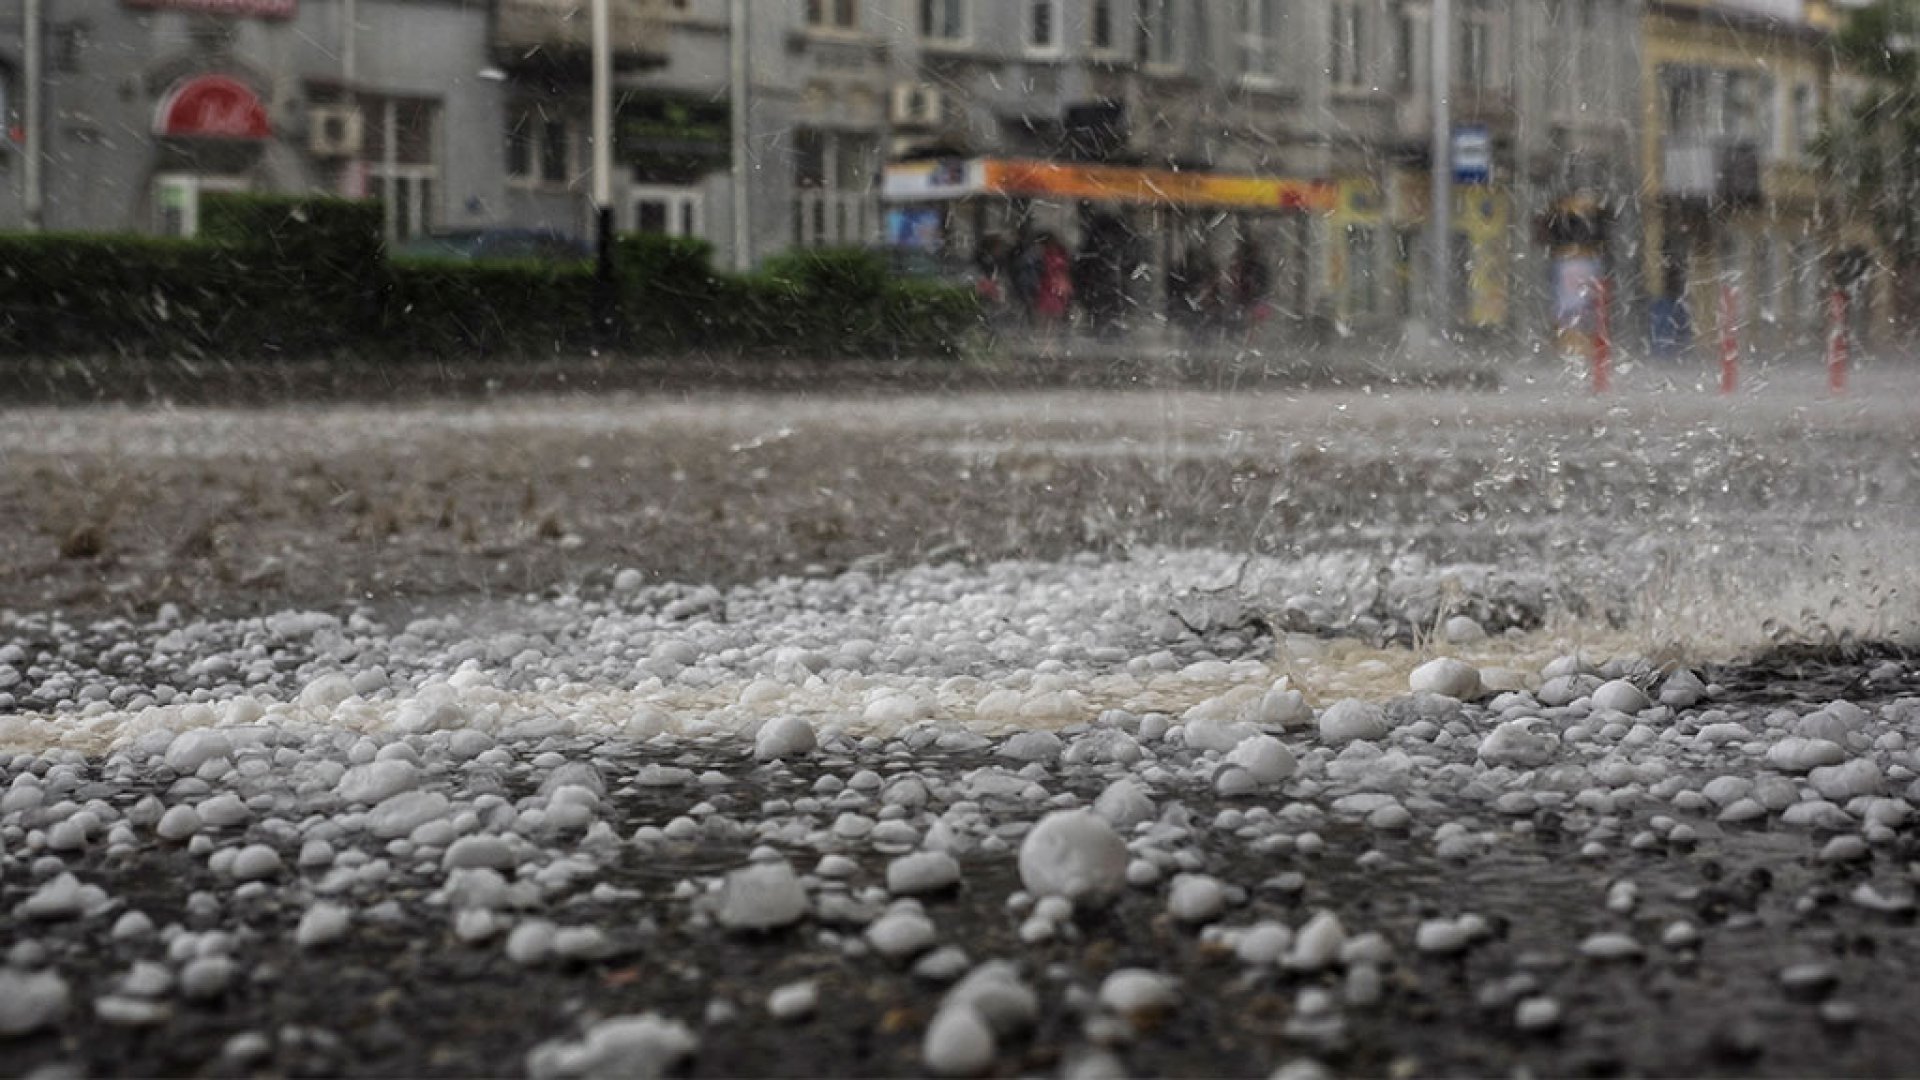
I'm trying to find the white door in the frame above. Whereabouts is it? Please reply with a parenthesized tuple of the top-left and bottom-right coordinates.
(152, 174, 249, 238)
(630, 186, 704, 238)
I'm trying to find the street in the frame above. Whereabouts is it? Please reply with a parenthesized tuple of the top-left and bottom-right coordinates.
(2, 369, 1918, 1076)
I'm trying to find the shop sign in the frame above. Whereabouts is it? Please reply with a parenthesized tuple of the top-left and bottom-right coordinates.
(155, 75, 272, 141)
(126, 0, 296, 18)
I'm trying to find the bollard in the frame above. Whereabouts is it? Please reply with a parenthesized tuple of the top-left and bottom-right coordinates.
(1591, 277, 1612, 394)
(1827, 289, 1850, 395)
(1717, 283, 1739, 395)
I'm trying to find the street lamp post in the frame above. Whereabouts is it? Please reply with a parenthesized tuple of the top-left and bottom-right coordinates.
(590, 0, 616, 336)
(23, 0, 44, 231)
(1428, 0, 1452, 352)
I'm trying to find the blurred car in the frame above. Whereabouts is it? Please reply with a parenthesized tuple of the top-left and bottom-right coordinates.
(392, 228, 591, 263)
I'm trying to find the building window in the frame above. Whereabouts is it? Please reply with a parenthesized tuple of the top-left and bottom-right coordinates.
(1240, 0, 1284, 82)
(1394, 5, 1417, 93)
(1331, 0, 1365, 89)
(508, 104, 575, 189)
(805, 0, 857, 30)
(1027, 0, 1061, 53)
(631, 185, 704, 238)
(1346, 224, 1378, 315)
(1792, 82, 1818, 159)
(1139, 0, 1180, 68)
(1090, 0, 1116, 52)
(793, 128, 879, 248)
(1459, 3, 1493, 91)
(921, 0, 966, 42)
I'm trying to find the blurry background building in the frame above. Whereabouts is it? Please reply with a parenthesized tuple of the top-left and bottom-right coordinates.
(0, 0, 1886, 347)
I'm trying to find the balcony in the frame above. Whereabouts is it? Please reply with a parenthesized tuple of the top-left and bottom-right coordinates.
(1661, 136, 1763, 208)
(490, 0, 668, 78)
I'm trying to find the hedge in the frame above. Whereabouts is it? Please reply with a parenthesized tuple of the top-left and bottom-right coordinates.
(0, 196, 981, 362)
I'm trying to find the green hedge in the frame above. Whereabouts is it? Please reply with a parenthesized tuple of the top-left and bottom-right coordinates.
(0, 198, 980, 362)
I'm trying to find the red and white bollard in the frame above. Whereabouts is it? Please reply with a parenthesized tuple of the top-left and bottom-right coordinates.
(1591, 277, 1613, 394)
(1826, 289, 1850, 395)
(1717, 283, 1739, 395)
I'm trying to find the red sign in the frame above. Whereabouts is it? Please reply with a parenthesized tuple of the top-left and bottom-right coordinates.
(156, 75, 272, 141)
(125, 0, 296, 18)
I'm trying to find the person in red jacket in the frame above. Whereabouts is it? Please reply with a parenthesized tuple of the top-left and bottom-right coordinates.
(1033, 233, 1074, 323)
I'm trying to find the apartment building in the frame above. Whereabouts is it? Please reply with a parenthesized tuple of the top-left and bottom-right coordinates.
(1640, 0, 1878, 350)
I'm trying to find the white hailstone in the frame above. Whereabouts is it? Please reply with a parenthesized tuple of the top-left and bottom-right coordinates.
(1658, 669, 1708, 708)
(1167, 875, 1227, 925)
(334, 759, 420, 804)
(1700, 776, 1753, 807)
(866, 909, 938, 961)
(1182, 715, 1259, 754)
(1808, 759, 1885, 801)
(526, 1013, 698, 1080)
(1578, 933, 1641, 961)
(230, 844, 283, 881)
(1590, 680, 1651, 714)
(1476, 720, 1557, 769)
(1606, 880, 1638, 915)
(507, 920, 558, 965)
(1515, 996, 1561, 1032)
(944, 962, 1038, 1035)
(767, 980, 818, 1021)
(922, 1005, 996, 1078)
(455, 909, 502, 943)
(1409, 658, 1482, 700)
(1255, 685, 1315, 730)
(448, 729, 494, 761)
(164, 729, 234, 774)
(1092, 779, 1155, 829)
(444, 835, 516, 870)
(111, 911, 155, 941)
(1317, 700, 1390, 745)
(298, 673, 356, 712)
(195, 794, 249, 829)
(1662, 921, 1700, 948)
(913, 947, 971, 984)
(296, 903, 351, 948)
(1779, 963, 1837, 994)
(0, 969, 69, 1035)
(180, 955, 234, 1001)
(717, 861, 809, 932)
(1765, 737, 1847, 773)
(754, 716, 817, 762)
(1781, 800, 1854, 831)
(1215, 767, 1257, 798)
(298, 840, 336, 869)
(1819, 836, 1869, 863)
(1718, 799, 1767, 824)
(997, 731, 1063, 763)
(1235, 922, 1293, 966)
(1016, 810, 1128, 905)
(887, 852, 961, 896)
(814, 855, 858, 879)
(118, 962, 172, 999)
(1099, 969, 1178, 1019)
(1126, 859, 1162, 888)
(1443, 615, 1487, 644)
(1415, 917, 1482, 955)
(1285, 910, 1347, 971)
(367, 791, 451, 840)
(1225, 735, 1297, 784)
(20, 873, 84, 920)
(155, 804, 201, 841)
(553, 927, 614, 961)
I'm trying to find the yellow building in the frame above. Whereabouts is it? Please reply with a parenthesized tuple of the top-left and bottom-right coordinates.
(1640, 0, 1881, 355)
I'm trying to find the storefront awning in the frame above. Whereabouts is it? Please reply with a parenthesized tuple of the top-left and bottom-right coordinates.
(155, 75, 271, 141)
(883, 158, 1337, 214)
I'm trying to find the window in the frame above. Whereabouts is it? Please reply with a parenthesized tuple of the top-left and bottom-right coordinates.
(1331, 0, 1365, 89)
(805, 0, 857, 30)
(793, 128, 879, 248)
(1394, 5, 1417, 93)
(1459, 3, 1493, 91)
(1240, 0, 1285, 82)
(1090, 0, 1116, 52)
(1793, 82, 1819, 159)
(921, 0, 965, 42)
(1661, 65, 1711, 138)
(631, 185, 704, 238)
(1139, 0, 1180, 68)
(1550, 0, 1593, 119)
(507, 104, 574, 189)
(1027, 0, 1061, 53)
(1346, 224, 1378, 315)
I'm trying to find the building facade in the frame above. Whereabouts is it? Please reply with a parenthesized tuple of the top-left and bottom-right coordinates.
(0, 0, 1876, 350)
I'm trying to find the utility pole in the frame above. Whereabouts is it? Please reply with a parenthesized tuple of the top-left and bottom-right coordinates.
(23, 0, 44, 231)
(1428, 0, 1452, 350)
(729, 0, 751, 271)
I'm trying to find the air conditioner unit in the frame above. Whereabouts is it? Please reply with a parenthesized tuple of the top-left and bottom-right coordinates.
(890, 84, 945, 128)
(308, 105, 364, 158)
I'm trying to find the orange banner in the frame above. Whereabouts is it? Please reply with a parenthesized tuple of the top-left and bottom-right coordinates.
(980, 160, 1335, 213)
